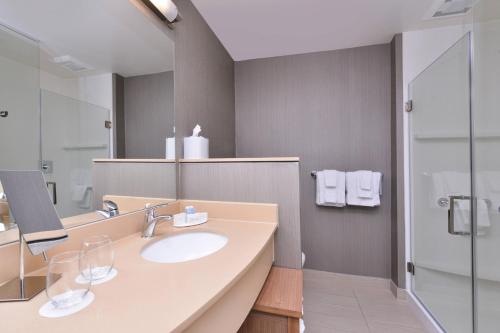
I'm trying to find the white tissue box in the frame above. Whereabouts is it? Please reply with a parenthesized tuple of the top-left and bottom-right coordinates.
(183, 136, 209, 159)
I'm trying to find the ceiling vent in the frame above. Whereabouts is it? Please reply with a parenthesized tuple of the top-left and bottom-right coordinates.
(424, 0, 476, 20)
(52, 55, 92, 72)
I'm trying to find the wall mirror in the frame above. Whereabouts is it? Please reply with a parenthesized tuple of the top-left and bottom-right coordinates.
(0, 0, 176, 243)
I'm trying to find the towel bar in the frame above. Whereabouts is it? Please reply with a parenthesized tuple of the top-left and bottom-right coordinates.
(312, 170, 383, 196)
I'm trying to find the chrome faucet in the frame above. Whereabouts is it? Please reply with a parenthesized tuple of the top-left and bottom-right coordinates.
(96, 200, 119, 218)
(142, 203, 172, 238)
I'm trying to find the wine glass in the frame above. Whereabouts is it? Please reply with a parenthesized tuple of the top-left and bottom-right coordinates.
(80, 235, 114, 282)
(46, 251, 91, 308)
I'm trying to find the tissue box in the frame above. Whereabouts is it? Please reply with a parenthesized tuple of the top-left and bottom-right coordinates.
(183, 136, 209, 159)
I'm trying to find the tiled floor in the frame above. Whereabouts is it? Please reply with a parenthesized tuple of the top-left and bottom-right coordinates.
(303, 269, 430, 333)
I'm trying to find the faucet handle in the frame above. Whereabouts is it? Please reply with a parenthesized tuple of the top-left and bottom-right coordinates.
(98, 200, 119, 218)
(103, 200, 118, 211)
(145, 203, 170, 217)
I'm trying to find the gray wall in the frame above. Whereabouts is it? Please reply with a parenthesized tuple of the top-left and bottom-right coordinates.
(93, 161, 177, 208)
(235, 45, 392, 278)
(112, 74, 125, 158)
(390, 34, 406, 288)
(173, 0, 235, 158)
(180, 161, 302, 269)
(124, 71, 174, 158)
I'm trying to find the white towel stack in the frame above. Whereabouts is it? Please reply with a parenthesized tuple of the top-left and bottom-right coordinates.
(346, 171, 382, 207)
(316, 170, 346, 207)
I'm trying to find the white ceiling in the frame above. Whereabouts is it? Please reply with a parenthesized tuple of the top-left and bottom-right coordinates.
(0, 0, 174, 77)
(191, 0, 467, 61)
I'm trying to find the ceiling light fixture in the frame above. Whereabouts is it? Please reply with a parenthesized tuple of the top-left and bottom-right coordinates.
(423, 0, 477, 20)
(140, 0, 180, 28)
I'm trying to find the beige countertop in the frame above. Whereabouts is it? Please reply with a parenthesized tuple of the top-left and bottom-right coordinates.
(93, 157, 299, 163)
(179, 157, 299, 163)
(93, 158, 176, 163)
(0, 216, 277, 332)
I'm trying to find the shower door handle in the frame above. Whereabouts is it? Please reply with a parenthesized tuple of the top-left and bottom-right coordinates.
(448, 195, 471, 235)
(46, 182, 57, 205)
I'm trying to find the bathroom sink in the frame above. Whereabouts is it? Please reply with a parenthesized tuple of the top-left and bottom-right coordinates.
(140, 232, 228, 263)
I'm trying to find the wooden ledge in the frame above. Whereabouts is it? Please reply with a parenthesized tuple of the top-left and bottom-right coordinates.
(253, 266, 303, 319)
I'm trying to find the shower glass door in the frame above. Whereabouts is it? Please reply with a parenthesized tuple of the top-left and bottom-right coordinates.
(40, 90, 111, 218)
(409, 34, 473, 333)
(472, 0, 500, 331)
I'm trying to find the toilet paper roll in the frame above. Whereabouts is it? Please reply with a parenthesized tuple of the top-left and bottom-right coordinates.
(165, 137, 175, 159)
(183, 136, 209, 159)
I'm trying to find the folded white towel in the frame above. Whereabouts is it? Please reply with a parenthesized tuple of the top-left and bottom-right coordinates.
(324, 170, 337, 188)
(72, 185, 88, 202)
(359, 170, 372, 190)
(456, 198, 490, 229)
(357, 171, 373, 199)
(346, 171, 381, 207)
(316, 170, 346, 207)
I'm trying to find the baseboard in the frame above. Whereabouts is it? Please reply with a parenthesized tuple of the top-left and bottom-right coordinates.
(389, 280, 407, 300)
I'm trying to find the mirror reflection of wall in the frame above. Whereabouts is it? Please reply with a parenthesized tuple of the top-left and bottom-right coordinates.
(0, 0, 175, 233)
(119, 64, 175, 159)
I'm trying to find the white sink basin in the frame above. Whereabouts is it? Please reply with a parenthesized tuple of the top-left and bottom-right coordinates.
(141, 232, 228, 263)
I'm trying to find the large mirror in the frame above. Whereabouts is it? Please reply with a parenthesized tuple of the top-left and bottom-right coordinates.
(0, 0, 176, 240)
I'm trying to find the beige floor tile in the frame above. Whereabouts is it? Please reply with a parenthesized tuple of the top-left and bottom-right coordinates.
(305, 276, 356, 297)
(304, 301, 364, 319)
(304, 289, 360, 309)
(368, 321, 428, 333)
(361, 304, 424, 328)
(303, 310, 371, 333)
(354, 286, 398, 304)
(303, 270, 431, 333)
(304, 323, 353, 333)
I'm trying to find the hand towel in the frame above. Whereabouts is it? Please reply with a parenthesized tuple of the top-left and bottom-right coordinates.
(324, 170, 337, 188)
(317, 171, 337, 204)
(0, 171, 67, 255)
(456, 198, 491, 229)
(72, 185, 88, 202)
(359, 170, 372, 190)
(357, 171, 373, 199)
(346, 171, 381, 207)
(316, 170, 345, 207)
(70, 168, 91, 203)
(480, 171, 500, 210)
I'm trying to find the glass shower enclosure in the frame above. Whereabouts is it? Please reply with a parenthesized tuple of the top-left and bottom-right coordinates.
(0, 23, 111, 225)
(41, 90, 110, 218)
(409, 33, 473, 333)
(409, 0, 500, 331)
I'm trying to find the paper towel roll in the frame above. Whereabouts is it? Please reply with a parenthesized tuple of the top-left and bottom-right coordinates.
(183, 136, 209, 159)
(165, 137, 176, 159)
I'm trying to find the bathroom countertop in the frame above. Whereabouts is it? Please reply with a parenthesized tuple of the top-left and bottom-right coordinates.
(180, 157, 300, 163)
(93, 158, 176, 163)
(93, 157, 300, 163)
(0, 216, 277, 333)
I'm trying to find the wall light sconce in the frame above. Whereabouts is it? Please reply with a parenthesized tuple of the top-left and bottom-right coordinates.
(140, 0, 180, 28)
